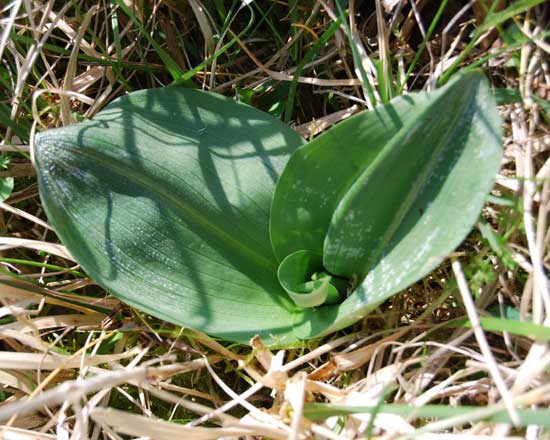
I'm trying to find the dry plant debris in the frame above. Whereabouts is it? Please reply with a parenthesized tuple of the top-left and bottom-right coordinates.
(1, 0, 549, 438)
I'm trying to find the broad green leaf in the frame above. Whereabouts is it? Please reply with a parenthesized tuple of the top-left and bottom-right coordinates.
(270, 91, 430, 262)
(35, 88, 305, 344)
(36, 71, 503, 344)
(323, 71, 500, 278)
(272, 71, 502, 338)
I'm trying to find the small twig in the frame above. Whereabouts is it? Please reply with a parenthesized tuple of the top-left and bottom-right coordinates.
(0, 358, 216, 423)
(185, 381, 265, 427)
(0, 144, 30, 152)
(451, 258, 520, 426)
(286, 372, 307, 440)
(203, 357, 291, 435)
(0, 202, 53, 231)
(0, 0, 22, 63)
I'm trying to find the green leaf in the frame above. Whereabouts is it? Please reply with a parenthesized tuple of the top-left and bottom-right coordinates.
(36, 71, 503, 344)
(277, 250, 342, 308)
(303, 403, 550, 428)
(532, 95, 550, 123)
(35, 88, 305, 344)
(271, 70, 502, 338)
(271, 92, 428, 262)
(0, 177, 13, 203)
(477, 0, 547, 34)
(449, 316, 550, 342)
(494, 87, 522, 105)
(0, 103, 30, 142)
(478, 219, 517, 270)
(438, 0, 547, 84)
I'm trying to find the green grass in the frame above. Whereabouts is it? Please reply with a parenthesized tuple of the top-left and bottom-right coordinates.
(0, 0, 549, 438)
(304, 403, 550, 428)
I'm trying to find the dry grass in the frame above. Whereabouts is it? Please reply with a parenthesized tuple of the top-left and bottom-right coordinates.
(1, 0, 550, 438)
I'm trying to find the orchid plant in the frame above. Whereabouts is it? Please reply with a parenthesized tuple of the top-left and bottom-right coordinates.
(35, 70, 501, 344)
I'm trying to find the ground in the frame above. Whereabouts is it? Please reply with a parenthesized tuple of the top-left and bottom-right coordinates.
(0, 0, 549, 438)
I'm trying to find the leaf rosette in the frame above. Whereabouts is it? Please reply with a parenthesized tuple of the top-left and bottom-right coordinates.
(34, 71, 502, 344)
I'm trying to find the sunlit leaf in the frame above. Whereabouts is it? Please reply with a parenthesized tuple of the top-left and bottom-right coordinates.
(36, 88, 305, 344)
(277, 250, 342, 308)
(271, 71, 502, 338)
(36, 71, 502, 344)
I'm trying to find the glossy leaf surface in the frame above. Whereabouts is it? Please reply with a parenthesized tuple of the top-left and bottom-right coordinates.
(272, 70, 502, 338)
(36, 88, 305, 344)
(277, 250, 341, 308)
(36, 71, 502, 344)
(271, 70, 501, 278)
